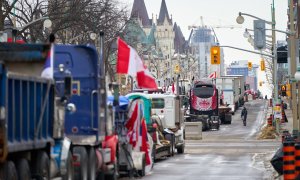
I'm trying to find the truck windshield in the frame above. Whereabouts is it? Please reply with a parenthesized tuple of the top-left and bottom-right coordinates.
(151, 98, 165, 109)
(193, 85, 214, 98)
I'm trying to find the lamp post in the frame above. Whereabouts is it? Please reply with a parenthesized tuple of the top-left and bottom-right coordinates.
(9, 16, 52, 42)
(236, 11, 278, 105)
(288, 0, 298, 134)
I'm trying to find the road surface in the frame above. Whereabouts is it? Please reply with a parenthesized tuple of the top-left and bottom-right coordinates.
(138, 99, 280, 180)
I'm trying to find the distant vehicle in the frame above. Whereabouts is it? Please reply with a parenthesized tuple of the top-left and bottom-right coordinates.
(188, 81, 220, 130)
(147, 93, 185, 154)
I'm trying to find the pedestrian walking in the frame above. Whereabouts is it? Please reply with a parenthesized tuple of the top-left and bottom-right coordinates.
(241, 106, 248, 126)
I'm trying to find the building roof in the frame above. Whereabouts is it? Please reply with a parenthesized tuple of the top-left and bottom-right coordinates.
(130, 0, 152, 27)
(173, 23, 186, 53)
(157, 0, 172, 25)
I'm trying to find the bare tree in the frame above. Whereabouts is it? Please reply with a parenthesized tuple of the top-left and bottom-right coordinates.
(2, 0, 131, 81)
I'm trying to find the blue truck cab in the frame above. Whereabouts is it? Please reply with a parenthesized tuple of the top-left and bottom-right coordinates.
(54, 44, 117, 179)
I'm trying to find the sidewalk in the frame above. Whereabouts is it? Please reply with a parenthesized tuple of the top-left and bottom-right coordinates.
(280, 98, 293, 134)
(258, 98, 292, 141)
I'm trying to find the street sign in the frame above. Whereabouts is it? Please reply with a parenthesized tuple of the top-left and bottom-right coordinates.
(253, 20, 266, 50)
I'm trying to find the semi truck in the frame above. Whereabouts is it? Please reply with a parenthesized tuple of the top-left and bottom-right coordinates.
(0, 43, 74, 179)
(188, 81, 220, 130)
(53, 33, 121, 180)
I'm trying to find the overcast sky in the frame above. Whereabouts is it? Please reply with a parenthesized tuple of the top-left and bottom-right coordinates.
(123, 0, 289, 95)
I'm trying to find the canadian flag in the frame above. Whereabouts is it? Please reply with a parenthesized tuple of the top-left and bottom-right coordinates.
(117, 37, 158, 89)
(208, 71, 217, 79)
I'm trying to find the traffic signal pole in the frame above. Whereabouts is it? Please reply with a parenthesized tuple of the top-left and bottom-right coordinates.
(271, 3, 278, 108)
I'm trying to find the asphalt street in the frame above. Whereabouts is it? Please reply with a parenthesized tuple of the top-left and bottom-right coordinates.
(135, 99, 281, 180)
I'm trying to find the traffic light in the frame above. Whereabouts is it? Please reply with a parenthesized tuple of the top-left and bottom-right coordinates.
(253, 20, 266, 50)
(259, 81, 263, 86)
(281, 85, 286, 96)
(210, 46, 220, 64)
(174, 64, 180, 73)
(260, 60, 265, 71)
(248, 62, 252, 70)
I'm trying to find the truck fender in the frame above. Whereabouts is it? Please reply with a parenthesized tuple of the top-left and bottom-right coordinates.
(60, 137, 72, 175)
(95, 148, 104, 170)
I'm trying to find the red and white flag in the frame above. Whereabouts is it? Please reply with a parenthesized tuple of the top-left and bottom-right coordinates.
(126, 100, 141, 147)
(208, 71, 217, 79)
(117, 37, 158, 89)
(126, 99, 152, 166)
(140, 118, 151, 165)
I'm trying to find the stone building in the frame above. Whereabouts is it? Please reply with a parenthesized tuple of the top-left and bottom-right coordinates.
(124, 0, 187, 88)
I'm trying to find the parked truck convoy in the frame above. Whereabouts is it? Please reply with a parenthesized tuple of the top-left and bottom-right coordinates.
(0, 43, 74, 179)
(0, 36, 188, 180)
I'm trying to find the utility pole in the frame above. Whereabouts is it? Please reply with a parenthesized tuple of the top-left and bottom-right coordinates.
(296, 0, 300, 133)
(271, 2, 278, 106)
(289, 0, 298, 134)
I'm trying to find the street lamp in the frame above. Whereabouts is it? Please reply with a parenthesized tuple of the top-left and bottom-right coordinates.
(236, 12, 273, 25)
(11, 16, 52, 42)
(236, 11, 278, 101)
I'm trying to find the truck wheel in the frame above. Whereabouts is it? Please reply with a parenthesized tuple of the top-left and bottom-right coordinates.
(62, 152, 74, 180)
(88, 147, 98, 180)
(73, 146, 88, 180)
(165, 134, 175, 156)
(16, 159, 31, 180)
(177, 145, 185, 154)
(32, 151, 50, 180)
(1, 161, 18, 180)
(137, 155, 146, 177)
(105, 158, 118, 180)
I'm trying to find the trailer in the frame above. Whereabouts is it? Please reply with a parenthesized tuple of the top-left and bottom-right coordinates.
(216, 77, 240, 113)
(0, 43, 73, 179)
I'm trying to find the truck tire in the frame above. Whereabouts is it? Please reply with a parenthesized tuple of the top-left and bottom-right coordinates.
(88, 147, 97, 180)
(105, 158, 118, 180)
(62, 151, 74, 180)
(152, 145, 156, 164)
(16, 158, 31, 180)
(73, 146, 88, 180)
(137, 155, 146, 177)
(177, 145, 185, 154)
(32, 151, 50, 180)
(1, 161, 18, 180)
